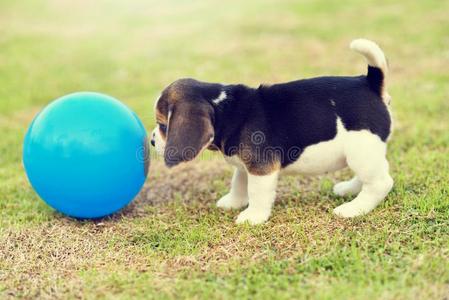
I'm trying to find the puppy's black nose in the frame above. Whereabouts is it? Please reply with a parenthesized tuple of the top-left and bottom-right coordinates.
(150, 139, 155, 147)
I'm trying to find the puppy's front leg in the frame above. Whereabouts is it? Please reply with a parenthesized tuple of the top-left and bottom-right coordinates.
(236, 171, 279, 225)
(217, 168, 249, 210)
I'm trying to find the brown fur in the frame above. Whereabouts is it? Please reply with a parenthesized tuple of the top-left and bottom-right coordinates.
(161, 99, 215, 167)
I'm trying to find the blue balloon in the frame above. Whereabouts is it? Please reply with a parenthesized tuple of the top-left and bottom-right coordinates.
(23, 92, 149, 219)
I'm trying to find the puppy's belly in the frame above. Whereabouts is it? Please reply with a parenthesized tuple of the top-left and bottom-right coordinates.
(282, 137, 346, 176)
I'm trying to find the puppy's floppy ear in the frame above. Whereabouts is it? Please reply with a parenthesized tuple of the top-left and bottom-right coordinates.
(164, 101, 214, 167)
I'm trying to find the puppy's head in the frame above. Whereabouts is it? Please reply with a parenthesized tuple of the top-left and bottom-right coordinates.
(151, 78, 217, 167)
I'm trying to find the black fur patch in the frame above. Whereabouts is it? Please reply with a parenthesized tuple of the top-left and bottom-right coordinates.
(367, 66, 384, 96)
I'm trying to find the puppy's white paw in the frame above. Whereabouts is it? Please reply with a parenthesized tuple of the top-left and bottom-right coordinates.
(333, 201, 371, 218)
(333, 180, 362, 196)
(216, 193, 248, 210)
(236, 207, 270, 225)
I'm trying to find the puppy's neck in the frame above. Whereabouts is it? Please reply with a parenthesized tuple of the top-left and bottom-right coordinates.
(209, 84, 258, 153)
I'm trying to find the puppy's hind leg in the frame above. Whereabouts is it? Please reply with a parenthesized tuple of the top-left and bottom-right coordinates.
(333, 176, 363, 196)
(217, 168, 249, 210)
(333, 132, 393, 218)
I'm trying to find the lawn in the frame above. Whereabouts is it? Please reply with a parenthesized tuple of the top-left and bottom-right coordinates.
(1, 0, 448, 299)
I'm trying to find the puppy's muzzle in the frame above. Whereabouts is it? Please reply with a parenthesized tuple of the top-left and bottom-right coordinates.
(150, 132, 155, 147)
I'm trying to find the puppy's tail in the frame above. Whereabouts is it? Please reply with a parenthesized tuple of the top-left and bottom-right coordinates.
(350, 38, 391, 104)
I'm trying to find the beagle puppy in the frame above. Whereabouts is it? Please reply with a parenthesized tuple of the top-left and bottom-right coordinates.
(150, 39, 393, 224)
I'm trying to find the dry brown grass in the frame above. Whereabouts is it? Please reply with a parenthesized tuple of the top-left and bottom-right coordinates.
(1, 159, 406, 299)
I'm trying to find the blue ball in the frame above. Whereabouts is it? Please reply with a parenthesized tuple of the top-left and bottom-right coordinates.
(23, 92, 149, 219)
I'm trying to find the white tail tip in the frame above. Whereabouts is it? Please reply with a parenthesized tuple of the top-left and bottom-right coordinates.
(350, 38, 387, 73)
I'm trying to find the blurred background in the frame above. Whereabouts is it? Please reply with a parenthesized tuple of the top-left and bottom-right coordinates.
(1, 0, 447, 123)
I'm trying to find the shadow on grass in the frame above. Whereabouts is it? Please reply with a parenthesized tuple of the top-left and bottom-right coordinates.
(56, 159, 233, 225)
(57, 157, 352, 227)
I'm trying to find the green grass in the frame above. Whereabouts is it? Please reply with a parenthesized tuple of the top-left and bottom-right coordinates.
(1, 0, 449, 299)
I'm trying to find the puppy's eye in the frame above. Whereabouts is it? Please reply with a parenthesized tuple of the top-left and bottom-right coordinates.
(159, 123, 167, 133)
